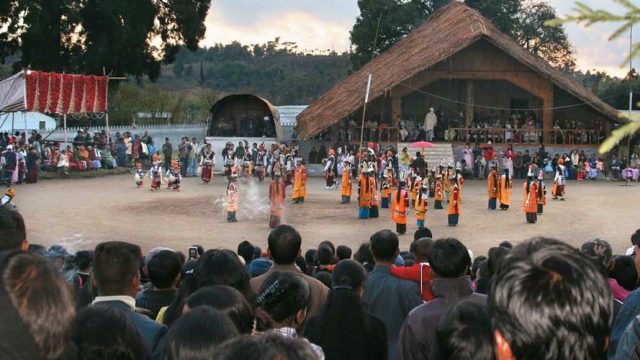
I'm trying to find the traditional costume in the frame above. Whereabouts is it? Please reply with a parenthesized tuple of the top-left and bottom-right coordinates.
(369, 165, 380, 218)
(200, 145, 215, 184)
(340, 160, 352, 204)
(292, 160, 308, 204)
(380, 166, 394, 208)
(227, 168, 239, 222)
(324, 149, 336, 189)
(415, 183, 428, 229)
(454, 164, 464, 203)
(443, 166, 452, 203)
(149, 161, 163, 191)
(447, 174, 461, 226)
(407, 171, 422, 207)
(358, 165, 373, 219)
(536, 169, 547, 214)
(487, 164, 499, 210)
(254, 144, 267, 182)
(434, 174, 444, 209)
(498, 169, 513, 210)
(269, 173, 286, 228)
(134, 162, 145, 189)
(523, 175, 539, 224)
(552, 159, 566, 200)
(166, 160, 182, 191)
(391, 181, 410, 234)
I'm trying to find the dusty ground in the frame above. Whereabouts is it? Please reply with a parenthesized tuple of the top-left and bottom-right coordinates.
(13, 173, 640, 257)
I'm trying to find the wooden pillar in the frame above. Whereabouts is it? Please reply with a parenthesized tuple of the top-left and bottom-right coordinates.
(542, 85, 554, 144)
(465, 80, 474, 126)
(391, 95, 401, 127)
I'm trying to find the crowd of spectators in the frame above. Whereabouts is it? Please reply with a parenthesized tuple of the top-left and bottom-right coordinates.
(2, 206, 640, 359)
(0, 129, 210, 184)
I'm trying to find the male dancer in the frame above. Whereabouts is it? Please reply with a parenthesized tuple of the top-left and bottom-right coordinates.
(341, 159, 352, 204)
(269, 172, 286, 228)
(227, 168, 239, 222)
(292, 159, 307, 204)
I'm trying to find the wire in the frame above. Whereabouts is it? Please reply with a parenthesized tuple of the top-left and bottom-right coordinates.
(398, 82, 627, 111)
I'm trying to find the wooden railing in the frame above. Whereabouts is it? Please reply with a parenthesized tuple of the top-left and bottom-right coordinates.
(343, 127, 400, 144)
(447, 128, 603, 145)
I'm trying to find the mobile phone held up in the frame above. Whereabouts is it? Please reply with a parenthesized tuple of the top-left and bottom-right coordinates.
(188, 247, 198, 260)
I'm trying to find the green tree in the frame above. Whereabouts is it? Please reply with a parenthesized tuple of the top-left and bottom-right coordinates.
(513, 2, 576, 69)
(465, 0, 521, 34)
(349, 0, 432, 69)
(0, 0, 211, 79)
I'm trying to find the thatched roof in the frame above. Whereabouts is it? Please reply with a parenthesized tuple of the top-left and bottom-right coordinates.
(296, 2, 621, 139)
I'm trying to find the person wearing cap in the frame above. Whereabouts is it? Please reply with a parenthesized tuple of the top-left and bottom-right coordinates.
(149, 160, 163, 191)
(292, 159, 307, 204)
(358, 163, 373, 219)
(415, 182, 428, 229)
(536, 169, 547, 214)
(433, 173, 444, 209)
(442, 165, 452, 204)
(199, 143, 215, 184)
(166, 160, 182, 191)
(497, 168, 513, 210)
(391, 180, 410, 234)
(254, 143, 267, 182)
(487, 162, 499, 210)
(227, 167, 239, 222)
(552, 158, 566, 200)
(340, 159, 353, 204)
(269, 169, 286, 228)
(134, 162, 145, 189)
(523, 167, 539, 224)
(380, 165, 394, 208)
(369, 164, 380, 219)
(447, 172, 461, 226)
(407, 169, 421, 207)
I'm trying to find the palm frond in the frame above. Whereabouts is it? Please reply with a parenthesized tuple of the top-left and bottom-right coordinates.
(599, 116, 640, 154)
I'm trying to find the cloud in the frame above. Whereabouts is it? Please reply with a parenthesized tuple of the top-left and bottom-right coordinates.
(201, 0, 635, 77)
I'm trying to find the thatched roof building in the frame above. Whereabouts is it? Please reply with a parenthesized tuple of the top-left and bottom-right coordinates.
(295, 2, 620, 143)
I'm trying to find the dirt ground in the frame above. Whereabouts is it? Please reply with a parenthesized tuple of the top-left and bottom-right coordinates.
(13, 173, 640, 258)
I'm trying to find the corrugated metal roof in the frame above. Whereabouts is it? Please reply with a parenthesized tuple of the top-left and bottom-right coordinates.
(277, 105, 308, 127)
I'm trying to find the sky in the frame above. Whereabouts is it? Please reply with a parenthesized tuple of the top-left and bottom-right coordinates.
(202, 0, 634, 77)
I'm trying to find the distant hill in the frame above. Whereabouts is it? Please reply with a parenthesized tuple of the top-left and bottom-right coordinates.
(155, 41, 353, 106)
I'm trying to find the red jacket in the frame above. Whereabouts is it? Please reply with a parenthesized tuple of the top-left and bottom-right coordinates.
(390, 263, 434, 301)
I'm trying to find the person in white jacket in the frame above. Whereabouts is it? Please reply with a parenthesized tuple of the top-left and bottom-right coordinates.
(423, 108, 438, 141)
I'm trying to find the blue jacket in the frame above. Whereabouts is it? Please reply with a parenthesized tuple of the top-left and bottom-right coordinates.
(609, 288, 640, 359)
(94, 300, 167, 360)
(363, 265, 423, 360)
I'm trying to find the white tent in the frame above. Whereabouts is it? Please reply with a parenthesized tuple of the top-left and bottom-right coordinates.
(0, 72, 26, 113)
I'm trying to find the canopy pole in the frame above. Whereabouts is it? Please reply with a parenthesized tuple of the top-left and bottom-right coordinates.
(11, 112, 14, 135)
(105, 112, 110, 147)
(359, 73, 372, 150)
(23, 111, 26, 134)
(64, 114, 68, 149)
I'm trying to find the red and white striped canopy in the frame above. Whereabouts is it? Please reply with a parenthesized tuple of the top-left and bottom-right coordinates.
(0, 70, 108, 114)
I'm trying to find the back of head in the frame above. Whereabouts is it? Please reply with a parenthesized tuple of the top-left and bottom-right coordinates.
(186, 286, 254, 334)
(487, 246, 509, 275)
(72, 306, 147, 360)
(167, 306, 238, 360)
(611, 255, 638, 291)
(437, 300, 494, 360)
(237, 241, 255, 263)
(148, 250, 181, 289)
(73, 250, 93, 271)
(0, 208, 26, 251)
(414, 227, 433, 241)
(370, 229, 399, 263)
(332, 259, 366, 290)
(336, 245, 352, 260)
(316, 244, 333, 266)
(93, 241, 141, 296)
(3, 252, 75, 360)
(213, 333, 319, 360)
(632, 229, 640, 247)
(268, 225, 302, 265)
(354, 242, 374, 271)
(314, 271, 333, 289)
(489, 237, 612, 360)
(319, 240, 336, 256)
(428, 238, 470, 278)
(580, 239, 612, 275)
(410, 238, 434, 263)
(499, 241, 513, 250)
(194, 249, 252, 301)
(256, 271, 310, 328)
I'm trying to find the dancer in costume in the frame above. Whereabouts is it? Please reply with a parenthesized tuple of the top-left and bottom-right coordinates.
(523, 169, 539, 224)
(447, 173, 460, 226)
(269, 172, 286, 228)
(454, 163, 464, 203)
(415, 183, 428, 229)
(552, 158, 566, 200)
(134, 162, 145, 189)
(443, 165, 452, 203)
(498, 168, 513, 210)
(341, 160, 352, 204)
(487, 163, 499, 210)
(283, 147, 294, 187)
(226, 168, 239, 222)
(391, 180, 409, 235)
(357, 164, 372, 219)
(324, 149, 336, 189)
(434, 173, 444, 209)
(292, 159, 307, 204)
(254, 143, 267, 182)
(369, 164, 380, 218)
(380, 165, 394, 208)
(166, 160, 182, 191)
(200, 143, 215, 184)
(149, 160, 163, 191)
(428, 169, 436, 198)
(407, 169, 419, 206)
(536, 169, 547, 215)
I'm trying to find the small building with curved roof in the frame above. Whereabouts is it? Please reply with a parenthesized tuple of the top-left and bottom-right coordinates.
(207, 94, 283, 141)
